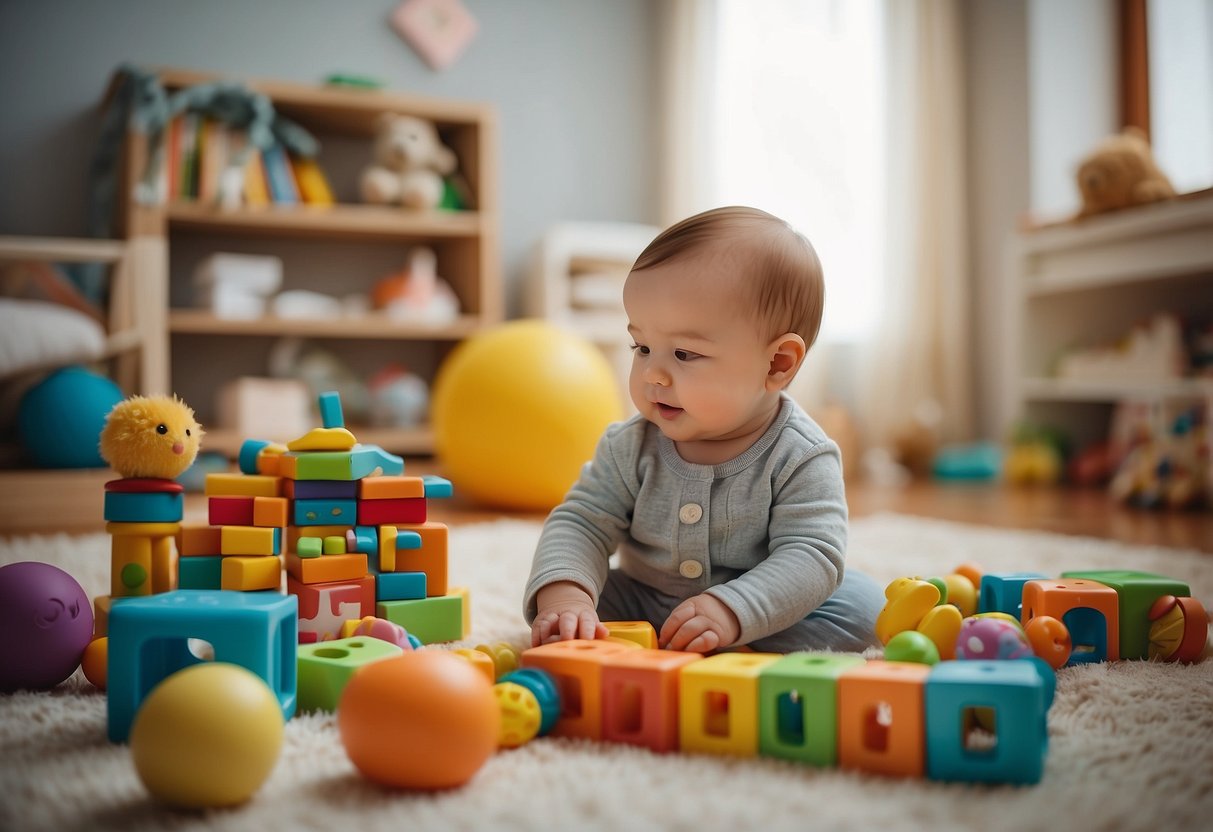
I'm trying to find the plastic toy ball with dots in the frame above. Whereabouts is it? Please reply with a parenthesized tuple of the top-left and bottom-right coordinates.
(955, 617, 1033, 660)
(494, 681, 542, 747)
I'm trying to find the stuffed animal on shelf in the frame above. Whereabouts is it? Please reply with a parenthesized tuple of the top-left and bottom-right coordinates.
(370, 246, 459, 324)
(99, 395, 203, 480)
(359, 113, 457, 209)
(1075, 127, 1176, 218)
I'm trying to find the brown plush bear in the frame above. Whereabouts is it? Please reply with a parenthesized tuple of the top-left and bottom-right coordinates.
(1075, 127, 1176, 218)
(360, 113, 457, 209)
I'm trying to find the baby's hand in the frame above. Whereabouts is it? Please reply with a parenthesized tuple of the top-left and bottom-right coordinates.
(531, 581, 610, 647)
(659, 593, 741, 653)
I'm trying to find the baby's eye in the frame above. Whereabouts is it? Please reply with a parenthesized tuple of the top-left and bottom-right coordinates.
(156, 424, 168, 435)
(629, 343, 650, 356)
(674, 349, 702, 361)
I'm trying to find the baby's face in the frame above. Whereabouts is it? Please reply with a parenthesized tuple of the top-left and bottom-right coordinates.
(623, 253, 781, 459)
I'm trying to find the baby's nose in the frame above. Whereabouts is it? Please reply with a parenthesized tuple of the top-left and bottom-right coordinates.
(172, 442, 184, 455)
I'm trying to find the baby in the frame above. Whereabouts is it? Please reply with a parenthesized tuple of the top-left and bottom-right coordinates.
(524, 206, 882, 653)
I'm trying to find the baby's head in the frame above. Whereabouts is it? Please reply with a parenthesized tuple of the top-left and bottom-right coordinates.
(629, 206, 824, 348)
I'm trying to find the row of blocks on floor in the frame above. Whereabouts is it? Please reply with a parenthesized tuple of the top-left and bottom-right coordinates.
(519, 639, 1050, 784)
(105, 587, 471, 742)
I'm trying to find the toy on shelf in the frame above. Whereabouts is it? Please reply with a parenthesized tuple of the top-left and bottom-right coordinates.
(17, 367, 125, 469)
(193, 252, 283, 321)
(1074, 127, 1176, 219)
(371, 246, 459, 324)
(1055, 312, 1186, 383)
(368, 363, 429, 428)
(359, 113, 457, 209)
(1109, 405, 1209, 510)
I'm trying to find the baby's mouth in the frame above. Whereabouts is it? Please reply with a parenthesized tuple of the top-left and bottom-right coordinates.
(656, 403, 684, 420)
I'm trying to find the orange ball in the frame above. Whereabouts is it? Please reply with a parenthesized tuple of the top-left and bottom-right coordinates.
(1025, 615, 1072, 669)
(338, 651, 499, 790)
(81, 637, 107, 690)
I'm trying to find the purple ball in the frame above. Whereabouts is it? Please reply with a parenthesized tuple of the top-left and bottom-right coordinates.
(0, 562, 94, 692)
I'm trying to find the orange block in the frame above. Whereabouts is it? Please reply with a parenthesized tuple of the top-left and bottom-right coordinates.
(253, 496, 289, 528)
(1022, 578, 1120, 661)
(285, 552, 368, 584)
(392, 521, 448, 596)
(601, 648, 702, 752)
(176, 524, 222, 557)
(521, 639, 637, 740)
(837, 660, 931, 778)
(359, 475, 425, 500)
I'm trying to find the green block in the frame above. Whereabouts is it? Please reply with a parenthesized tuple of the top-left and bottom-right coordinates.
(297, 636, 403, 713)
(378, 595, 463, 645)
(758, 652, 865, 766)
(287, 446, 403, 481)
(323, 535, 346, 555)
(296, 537, 323, 558)
(1061, 570, 1191, 659)
(178, 556, 223, 589)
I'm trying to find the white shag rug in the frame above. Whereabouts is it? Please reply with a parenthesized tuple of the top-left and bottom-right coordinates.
(2, 513, 1212, 832)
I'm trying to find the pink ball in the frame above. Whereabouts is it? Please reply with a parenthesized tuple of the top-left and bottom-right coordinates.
(954, 617, 1033, 661)
(0, 562, 93, 692)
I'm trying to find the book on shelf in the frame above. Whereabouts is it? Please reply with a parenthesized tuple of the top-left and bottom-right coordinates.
(261, 143, 300, 204)
(197, 117, 228, 205)
(291, 156, 335, 205)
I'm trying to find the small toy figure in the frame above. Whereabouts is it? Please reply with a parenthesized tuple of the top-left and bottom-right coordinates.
(359, 113, 457, 209)
(99, 395, 203, 480)
(1075, 127, 1175, 218)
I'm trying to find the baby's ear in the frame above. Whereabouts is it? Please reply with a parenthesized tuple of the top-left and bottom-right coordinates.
(766, 333, 807, 391)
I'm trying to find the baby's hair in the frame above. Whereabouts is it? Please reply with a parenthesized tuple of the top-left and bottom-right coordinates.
(631, 206, 825, 348)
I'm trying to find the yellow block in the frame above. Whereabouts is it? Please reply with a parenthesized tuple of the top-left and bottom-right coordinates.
(378, 524, 398, 571)
(679, 653, 781, 758)
(286, 426, 357, 451)
(450, 648, 496, 686)
(220, 525, 280, 556)
(221, 556, 282, 592)
(451, 586, 471, 638)
(152, 535, 176, 594)
(205, 473, 283, 498)
(111, 535, 152, 597)
(93, 595, 113, 637)
(604, 620, 657, 649)
(107, 521, 180, 537)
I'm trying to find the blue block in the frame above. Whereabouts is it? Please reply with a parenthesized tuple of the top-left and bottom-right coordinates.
(292, 479, 358, 499)
(421, 475, 453, 499)
(107, 589, 298, 742)
(318, 391, 345, 428)
(925, 661, 1049, 784)
(293, 499, 357, 526)
(178, 556, 223, 589)
(351, 525, 378, 555)
(376, 571, 427, 601)
(238, 439, 272, 475)
(396, 530, 422, 550)
(979, 572, 1048, 617)
(365, 445, 404, 477)
(103, 491, 184, 523)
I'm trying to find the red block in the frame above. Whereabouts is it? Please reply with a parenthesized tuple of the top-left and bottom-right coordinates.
(288, 574, 376, 643)
(105, 478, 184, 493)
(209, 496, 255, 526)
(357, 497, 427, 526)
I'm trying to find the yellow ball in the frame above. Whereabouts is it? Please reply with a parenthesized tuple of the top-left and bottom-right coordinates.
(432, 320, 623, 510)
(130, 663, 284, 808)
(494, 681, 541, 747)
(81, 637, 107, 690)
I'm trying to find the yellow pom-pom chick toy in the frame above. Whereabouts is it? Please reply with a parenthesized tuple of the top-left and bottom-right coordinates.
(99, 395, 203, 480)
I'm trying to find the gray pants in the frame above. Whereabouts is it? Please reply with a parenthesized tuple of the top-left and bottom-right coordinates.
(597, 567, 884, 654)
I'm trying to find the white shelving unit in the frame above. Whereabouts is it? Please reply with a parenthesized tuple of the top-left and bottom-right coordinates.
(1004, 191, 1213, 447)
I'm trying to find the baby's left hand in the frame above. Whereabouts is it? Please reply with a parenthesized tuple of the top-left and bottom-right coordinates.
(659, 593, 741, 653)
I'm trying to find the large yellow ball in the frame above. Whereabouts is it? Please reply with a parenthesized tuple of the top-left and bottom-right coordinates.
(432, 320, 623, 510)
(129, 663, 284, 808)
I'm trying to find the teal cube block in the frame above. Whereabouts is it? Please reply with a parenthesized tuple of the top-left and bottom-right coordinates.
(979, 572, 1048, 618)
(104, 491, 184, 523)
(758, 652, 865, 766)
(1060, 570, 1191, 659)
(378, 595, 463, 644)
(377, 571, 427, 601)
(177, 556, 223, 589)
(293, 499, 357, 526)
(297, 636, 402, 712)
(925, 660, 1049, 784)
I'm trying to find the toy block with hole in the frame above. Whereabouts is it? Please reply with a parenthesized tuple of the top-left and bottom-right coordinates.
(279, 446, 403, 481)
(220, 525, 281, 556)
(221, 555, 282, 592)
(286, 524, 351, 550)
(287, 427, 357, 452)
(205, 472, 282, 497)
(285, 552, 367, 584)
(925, 660, 1050, 784)
(376, 571, 426, 601)
(600, 648, 702, 752)
(178, 555, 222, 589)
(104, 490, 184, 523)
(603, 621, 657, 649)
(322, 535, 346, 555)
(758, 652, 866, 766)
(176, 524, 222, 557)
(93, 595, 113, 637)
(837, 660, 931, 778)
(357, 497, 426, 526)
(376, 593, 462, 644)
(1060, 570, 1191, 660)
(284, 478, 359, 499)
(289, 574, 376, 643)
(678, 653, 781, 757)
(293, 498, 357, 526)
(1022, 578, 1120, 664)
(209, 495, 254, 526)
(389, 522, 448, 595)
(297, 635, 402, 713)
(359, 475, 425, 500)
(296, 536, 324, 558)
(979, 572, 1048, 618)
(107, 589, 298, 741)
(521, 639, 637, 740)
(253, 496, 289, 528)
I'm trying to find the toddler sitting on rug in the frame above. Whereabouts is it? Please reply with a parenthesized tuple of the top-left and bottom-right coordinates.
(523, 206, 882, 654)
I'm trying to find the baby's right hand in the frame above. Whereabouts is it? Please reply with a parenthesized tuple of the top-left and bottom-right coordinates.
(531, 581, 609, 647)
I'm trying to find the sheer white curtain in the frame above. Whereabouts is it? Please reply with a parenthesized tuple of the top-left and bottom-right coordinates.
(657, 0, 973, 450)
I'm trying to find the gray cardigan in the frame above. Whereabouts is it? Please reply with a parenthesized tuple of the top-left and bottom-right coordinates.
(523, 394, 848, 646)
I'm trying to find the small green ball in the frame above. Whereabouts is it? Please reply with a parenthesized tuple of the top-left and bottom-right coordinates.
(884, 630, 941, 665)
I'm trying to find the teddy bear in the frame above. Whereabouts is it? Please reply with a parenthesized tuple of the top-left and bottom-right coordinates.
(1075, 127, 1176, 218)
(360, 113, 457, 209)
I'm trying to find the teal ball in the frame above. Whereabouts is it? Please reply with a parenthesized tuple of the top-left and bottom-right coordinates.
(18, 367, 123, 468)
